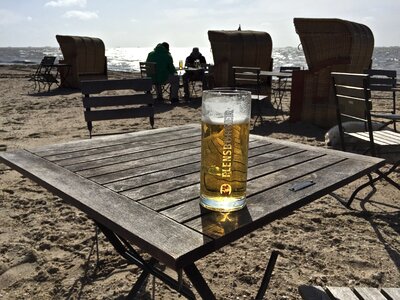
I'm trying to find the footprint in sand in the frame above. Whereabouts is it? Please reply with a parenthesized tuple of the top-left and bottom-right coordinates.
(0, 263, 37, 290)
(0, 251, 38, 290)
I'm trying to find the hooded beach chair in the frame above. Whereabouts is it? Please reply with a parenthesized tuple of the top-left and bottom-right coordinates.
(290, 18, 374, 128)
(56, 35, 108, 88)
(208, 30, 273, 98)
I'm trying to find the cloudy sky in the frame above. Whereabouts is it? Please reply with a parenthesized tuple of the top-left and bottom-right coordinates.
(1, 0, 399, 48)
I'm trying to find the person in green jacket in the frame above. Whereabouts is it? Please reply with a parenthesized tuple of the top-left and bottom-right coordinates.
(146, 42, 179, 103)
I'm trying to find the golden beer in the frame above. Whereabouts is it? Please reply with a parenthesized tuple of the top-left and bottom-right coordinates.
(200, 90, 251, 212)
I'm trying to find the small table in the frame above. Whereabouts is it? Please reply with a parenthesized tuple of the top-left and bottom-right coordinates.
(0, 124, 385, 299)
(260, 71, 293, 118)
(53, 63, 72, 87)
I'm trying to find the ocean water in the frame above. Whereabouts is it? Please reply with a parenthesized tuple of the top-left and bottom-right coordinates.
(0, 46, 399, 75)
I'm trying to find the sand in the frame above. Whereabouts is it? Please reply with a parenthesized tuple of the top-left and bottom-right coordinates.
(0, 65, 398, 299)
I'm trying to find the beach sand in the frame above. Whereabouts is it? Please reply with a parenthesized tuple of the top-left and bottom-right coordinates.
(0, 65, 398, 299)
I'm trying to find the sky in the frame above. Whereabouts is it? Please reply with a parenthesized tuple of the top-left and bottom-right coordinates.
(1, 0, 400, 48)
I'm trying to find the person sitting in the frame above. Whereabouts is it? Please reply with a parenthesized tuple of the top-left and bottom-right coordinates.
(183, 47, 207, 99)
(185, 47, 206, 67)
(146, 42, 180, 103)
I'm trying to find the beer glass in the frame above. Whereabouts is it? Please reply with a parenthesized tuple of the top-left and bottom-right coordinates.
(179, 60, 183, 70)
(200, 90, 251, 212)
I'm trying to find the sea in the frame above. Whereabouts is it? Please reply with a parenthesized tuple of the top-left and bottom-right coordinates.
(0, 46, 399, 74)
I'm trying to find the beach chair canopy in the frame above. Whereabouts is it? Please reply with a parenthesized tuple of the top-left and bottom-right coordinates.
(294, 18, 374, 73)
(56, 35, 107, 88)
(289, 18, 374, 128)
(208, 30, 273, 88)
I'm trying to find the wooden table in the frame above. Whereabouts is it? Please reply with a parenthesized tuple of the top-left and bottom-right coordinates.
(0, 124, 385, 299)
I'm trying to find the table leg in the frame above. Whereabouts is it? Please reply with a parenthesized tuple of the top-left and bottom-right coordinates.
(184, 263, 217, 300)
(184, 250, 279, 300)
(272, 77, 288, 119)
(96, 222, 196, 299)
(126, 258, 156, 299)
(97, 221, 279, 299)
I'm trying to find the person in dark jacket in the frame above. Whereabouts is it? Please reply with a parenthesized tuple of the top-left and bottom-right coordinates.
(183, 47, 207, 99)
(146, 42, 179, 103)
(184, 47, 206, 67)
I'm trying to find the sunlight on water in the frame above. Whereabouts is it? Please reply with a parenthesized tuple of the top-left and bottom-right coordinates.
(105, 47, 214, 72)
(0, 46, 399, 75)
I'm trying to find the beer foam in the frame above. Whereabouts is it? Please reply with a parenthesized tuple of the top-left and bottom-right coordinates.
(202, 97, 250, 124)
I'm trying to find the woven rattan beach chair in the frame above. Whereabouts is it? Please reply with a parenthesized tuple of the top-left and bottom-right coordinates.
(331, 72, 400, 207)
(56, 35, 108, 88)
(290, 18, 374, 129)
(208, 30, 273, 98)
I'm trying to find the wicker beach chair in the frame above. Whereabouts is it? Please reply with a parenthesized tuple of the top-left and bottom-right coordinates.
(290, 18, 374, 128)
(56, 35, 108, 88)
(208, 30, 273, 98)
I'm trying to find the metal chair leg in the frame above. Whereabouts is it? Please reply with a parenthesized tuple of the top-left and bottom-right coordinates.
(255, 250, 280, 299)
(377, 161, 400, 190)
(347, 174, 379, 207)
(346, 161, 399, 207)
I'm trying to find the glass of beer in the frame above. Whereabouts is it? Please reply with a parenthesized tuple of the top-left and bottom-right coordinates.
(200, 89, 252, 212)
(179, 60, 183, 70)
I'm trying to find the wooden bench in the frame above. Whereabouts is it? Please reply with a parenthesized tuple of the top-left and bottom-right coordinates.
(80, 78, 154, 138)
(299, 285, 400, 300)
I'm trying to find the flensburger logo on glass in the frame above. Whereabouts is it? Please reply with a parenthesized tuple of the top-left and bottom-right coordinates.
(221, 109, 233, 195)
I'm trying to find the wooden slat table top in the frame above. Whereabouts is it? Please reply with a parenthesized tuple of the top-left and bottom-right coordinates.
(0, 124, 385, 270)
